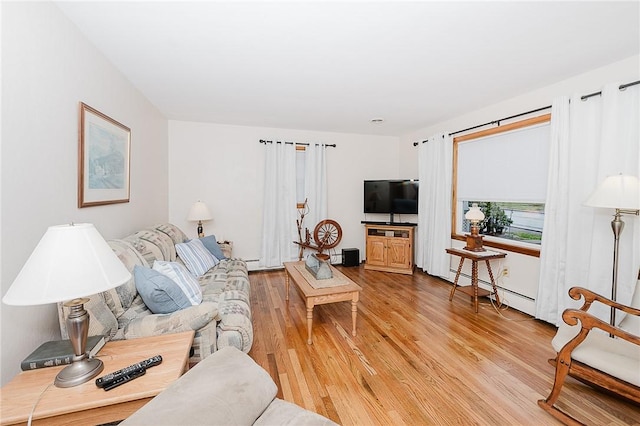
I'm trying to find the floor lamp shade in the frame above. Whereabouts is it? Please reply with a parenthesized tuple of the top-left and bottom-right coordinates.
(584, 174, 640, 210)
(2, 223, 132, 387)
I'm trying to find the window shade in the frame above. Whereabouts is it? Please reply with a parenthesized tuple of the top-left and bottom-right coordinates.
(457, 123, 550, 202)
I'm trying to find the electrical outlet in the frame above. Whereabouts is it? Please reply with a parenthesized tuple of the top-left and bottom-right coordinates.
(502, 267, 509, 277)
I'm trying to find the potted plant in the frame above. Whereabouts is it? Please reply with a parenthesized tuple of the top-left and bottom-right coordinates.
(477, 202, 513, 235)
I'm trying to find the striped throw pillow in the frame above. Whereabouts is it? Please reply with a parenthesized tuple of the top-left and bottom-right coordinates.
(175, 239, 219, 276)
(152, 260, 203, 306)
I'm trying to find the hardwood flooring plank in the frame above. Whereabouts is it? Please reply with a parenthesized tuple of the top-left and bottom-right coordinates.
(248, 266, 640, 425)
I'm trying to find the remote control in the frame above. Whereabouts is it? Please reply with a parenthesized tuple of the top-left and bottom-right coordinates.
(95, 355, 163, 388)
(103, 366, 146, 391)
(140, 355, 163, 369)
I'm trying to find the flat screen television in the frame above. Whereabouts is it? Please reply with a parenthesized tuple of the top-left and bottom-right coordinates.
(364, 180, 419, 216)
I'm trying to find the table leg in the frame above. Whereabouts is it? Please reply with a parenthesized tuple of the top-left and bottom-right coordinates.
(449, 257, 465, 301)
(306, 303, 314, 345)
(485, 260, 501, 306)
(471, 260, 479, 313)
(351, 294, 358, 337)
(285, 271, 290, 301)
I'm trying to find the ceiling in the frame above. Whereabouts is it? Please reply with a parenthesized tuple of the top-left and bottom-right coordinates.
(55, 1, 640, 136)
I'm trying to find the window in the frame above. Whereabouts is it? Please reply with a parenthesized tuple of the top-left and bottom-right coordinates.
(296, 145, 306, 208)
(453, 114, 550, 255)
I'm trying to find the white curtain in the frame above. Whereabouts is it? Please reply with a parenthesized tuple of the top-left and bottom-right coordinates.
(417, 133, 453, 278)
(537, 83, 640, 325)
(303, 144, 328, 230)
(260, 142, 298, 268)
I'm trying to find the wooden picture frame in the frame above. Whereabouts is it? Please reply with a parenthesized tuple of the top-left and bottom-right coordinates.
(78, 102, 131, 208)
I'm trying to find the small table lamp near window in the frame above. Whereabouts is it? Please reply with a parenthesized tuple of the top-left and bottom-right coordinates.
(2, 223, 131, 387)
(187, 201, 213, 238)
(464, 203, 486, 252)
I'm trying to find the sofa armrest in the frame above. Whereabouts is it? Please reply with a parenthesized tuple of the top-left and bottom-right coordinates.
(122, 302, 219, 339)
(121, 347, 277, 426)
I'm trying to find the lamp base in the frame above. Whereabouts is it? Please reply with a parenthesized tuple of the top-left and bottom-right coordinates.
(56, 297, 103, 388)
(464, 234, 486, 252)
(54, 356, 104, 388)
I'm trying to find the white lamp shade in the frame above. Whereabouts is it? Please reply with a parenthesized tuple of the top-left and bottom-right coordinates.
(2, 223, 131, 306)
(187, 201, 212, 221)
(465, 203, 485, 221)
(585, 174, 640, 210)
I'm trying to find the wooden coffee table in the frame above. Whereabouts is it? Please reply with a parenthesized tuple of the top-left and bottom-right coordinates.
(0, 331, 194, 425)
(284, 261, 362, 344)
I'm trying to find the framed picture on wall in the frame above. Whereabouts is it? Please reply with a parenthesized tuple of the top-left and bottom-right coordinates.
(78, 102, 131, 208)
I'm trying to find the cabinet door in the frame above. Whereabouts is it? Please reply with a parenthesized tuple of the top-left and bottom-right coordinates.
(366, 236, 387, 267)
(387, 238, 411, 269)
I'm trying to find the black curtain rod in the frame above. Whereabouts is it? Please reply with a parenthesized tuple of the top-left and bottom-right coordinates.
(580, 79, 639, 100)
(451, 105, 552, 137)
(412, 105, 551, 146)
(413, 79, 640, 146)
(259, 139, 336, 148)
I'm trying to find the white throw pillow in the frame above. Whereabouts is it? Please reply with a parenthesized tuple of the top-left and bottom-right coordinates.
(176, 239, 219, 276)
(152, 260, 203, 306)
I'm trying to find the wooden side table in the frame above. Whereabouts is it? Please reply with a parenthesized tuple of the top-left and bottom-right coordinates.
(446, 247, 506, 313)
(0, 331, 194, 425)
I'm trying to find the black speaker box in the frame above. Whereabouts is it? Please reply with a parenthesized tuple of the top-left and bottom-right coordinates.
(342, 248, 360, 267)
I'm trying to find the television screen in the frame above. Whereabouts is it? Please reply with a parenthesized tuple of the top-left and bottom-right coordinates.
(364, 180, 418, 214)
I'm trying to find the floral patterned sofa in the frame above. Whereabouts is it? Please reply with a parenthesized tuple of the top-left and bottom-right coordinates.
(57, 223, 252, 363)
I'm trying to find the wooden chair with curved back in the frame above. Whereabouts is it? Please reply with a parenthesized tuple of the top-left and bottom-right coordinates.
(538, 283, 640, 425)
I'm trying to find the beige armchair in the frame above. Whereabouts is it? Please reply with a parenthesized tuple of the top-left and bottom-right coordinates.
(538, 282, 640, 425)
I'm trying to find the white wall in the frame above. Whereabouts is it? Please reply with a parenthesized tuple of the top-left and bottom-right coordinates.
(399, 55, 640, 315)
(0, 2, 169, 385)
(168, 121, 401, 268)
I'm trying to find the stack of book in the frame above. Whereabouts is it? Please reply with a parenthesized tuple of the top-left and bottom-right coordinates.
(21, 335, 105, 371)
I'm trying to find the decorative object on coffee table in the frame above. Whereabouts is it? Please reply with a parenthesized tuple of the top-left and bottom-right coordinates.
(187, 200, 213, 238)
(2, 223, 131, 387)
(464, 203, 486, 252)
(305, 253, 333, 280)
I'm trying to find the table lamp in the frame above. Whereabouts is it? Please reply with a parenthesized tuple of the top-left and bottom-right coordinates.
(464, 203, 486, 252)
(187, 201, 212, 238)
(2, 223, 131, 387)
(585, 173, 640, 327)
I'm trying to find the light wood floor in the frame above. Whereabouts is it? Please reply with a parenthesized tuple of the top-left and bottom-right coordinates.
(248, 265, 640, 425)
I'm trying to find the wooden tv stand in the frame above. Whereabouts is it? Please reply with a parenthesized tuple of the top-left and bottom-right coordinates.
(364, 223, 415, 275)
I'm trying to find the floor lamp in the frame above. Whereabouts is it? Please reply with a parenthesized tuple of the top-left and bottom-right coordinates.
(585, 174, 640, 327)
